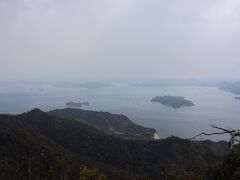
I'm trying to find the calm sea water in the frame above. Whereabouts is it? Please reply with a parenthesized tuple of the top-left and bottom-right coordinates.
(0, 83, 239, 141)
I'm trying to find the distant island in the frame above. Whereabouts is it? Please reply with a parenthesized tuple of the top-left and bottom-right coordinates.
(55, 81, 110, 89)
(235, 97, 240, 100)
(65, 101, 89, 108)
(38, 88, 44, 91)
(151, 96, 194, 109)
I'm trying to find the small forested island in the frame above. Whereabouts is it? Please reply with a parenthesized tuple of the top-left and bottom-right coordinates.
(37, 88, 44, 91)
(235, 97, 240, 99)
(65, 101, 89, 108)
(151, 96, 194, 109)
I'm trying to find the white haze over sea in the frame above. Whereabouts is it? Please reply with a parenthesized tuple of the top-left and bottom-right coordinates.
(0, 82, 239, 141)
(1, 0, 240, 142)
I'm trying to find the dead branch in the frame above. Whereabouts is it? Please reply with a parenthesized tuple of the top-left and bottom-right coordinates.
(191, 124, 240, 149)
(210, 124, 234, 133)
(191, 131, 229, 140)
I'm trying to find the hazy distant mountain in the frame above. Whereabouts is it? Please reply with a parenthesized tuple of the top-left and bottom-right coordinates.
(48, 108, 156, 140)
(137, 79, 222, 87)
(220, 81, 240, 94)
(0, 108, 227, 179)
(54, 81, 110, 88)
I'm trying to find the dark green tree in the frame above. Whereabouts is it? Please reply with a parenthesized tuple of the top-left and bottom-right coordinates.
(80, 165, 107, 180)
(206, 147, 240, 180)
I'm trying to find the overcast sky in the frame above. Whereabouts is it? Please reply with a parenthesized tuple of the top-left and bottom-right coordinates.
(0, 0, 240, 82)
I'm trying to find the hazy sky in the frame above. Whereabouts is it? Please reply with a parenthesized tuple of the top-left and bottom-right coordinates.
(1, 0, 240, 81)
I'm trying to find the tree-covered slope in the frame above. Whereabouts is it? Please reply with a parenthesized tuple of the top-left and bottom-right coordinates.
(0, 112, 77, 180)
(48, 108, 157, 140)
(0, 109, 228, 179)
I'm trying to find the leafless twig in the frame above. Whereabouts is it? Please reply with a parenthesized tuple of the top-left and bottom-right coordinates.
(191, 124, 240, 149)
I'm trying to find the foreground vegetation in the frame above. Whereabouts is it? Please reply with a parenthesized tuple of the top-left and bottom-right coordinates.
(0, 108, 233, 179)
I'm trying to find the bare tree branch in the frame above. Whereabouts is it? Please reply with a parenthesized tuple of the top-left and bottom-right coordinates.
(210, 124, 234, 133)
(191, 124, 240, 149)
(191, 131, 229, 140)
(235, 139, 240, 143)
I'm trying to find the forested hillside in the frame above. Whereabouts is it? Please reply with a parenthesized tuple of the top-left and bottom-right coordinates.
(0, 109, 228, 179)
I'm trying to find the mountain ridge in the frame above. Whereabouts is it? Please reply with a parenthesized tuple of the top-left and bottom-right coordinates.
(48, 108, 157, 140)
(0, 108, 228, 179)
